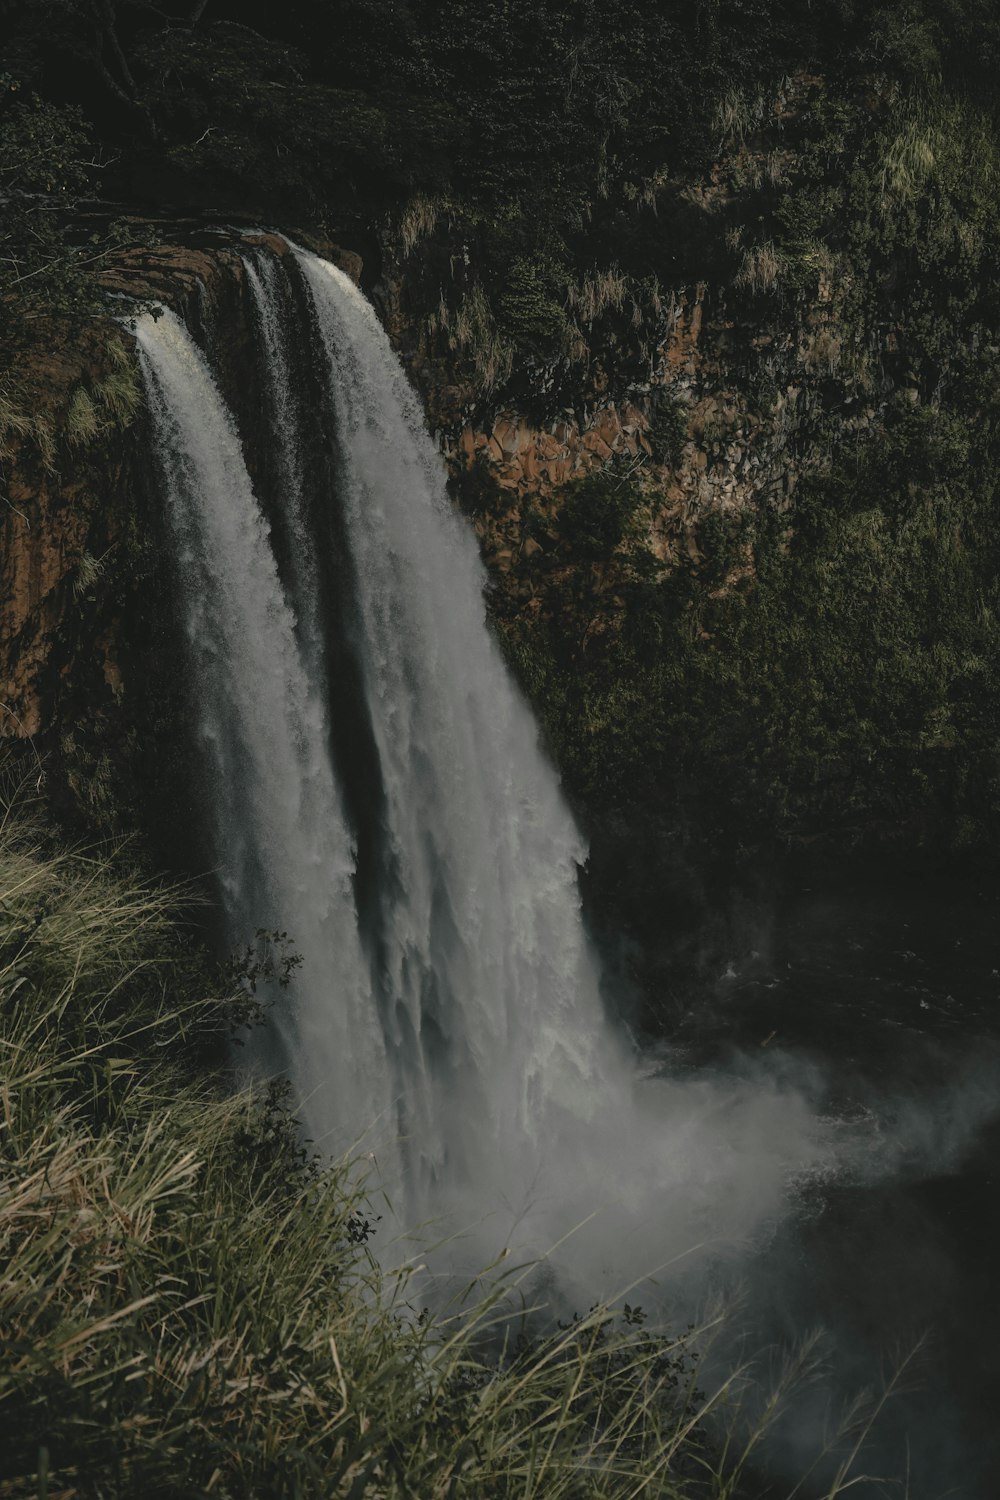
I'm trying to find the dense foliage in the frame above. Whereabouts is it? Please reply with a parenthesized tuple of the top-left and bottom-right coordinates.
(5, 0, 1000, 401)
(502, 393, 1000, 859)
(473, 52, 1000, 870)
(3, 1, 1000, 335)
(4, 0, 1000, 859)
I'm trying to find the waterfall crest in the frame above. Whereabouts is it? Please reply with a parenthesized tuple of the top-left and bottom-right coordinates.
(136, 254, 836, 1292)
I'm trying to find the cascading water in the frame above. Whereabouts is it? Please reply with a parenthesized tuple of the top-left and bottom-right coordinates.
(133, 305, 395, 1169)
(135, 248, 840, 1295)
(294, 251, 629, 1203)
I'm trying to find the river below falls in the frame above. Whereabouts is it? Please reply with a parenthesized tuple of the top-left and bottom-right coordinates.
(654, 868, 1000, 1497)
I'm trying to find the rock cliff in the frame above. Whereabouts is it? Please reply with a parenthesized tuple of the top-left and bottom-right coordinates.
(3, 67, 998, 904)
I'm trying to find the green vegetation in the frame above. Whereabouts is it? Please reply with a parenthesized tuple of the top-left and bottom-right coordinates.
(0, 76, 139, 356)
(499, 386, 1000, 860)
(423, 41, 1000, 870)
(2, 0, 998, 369)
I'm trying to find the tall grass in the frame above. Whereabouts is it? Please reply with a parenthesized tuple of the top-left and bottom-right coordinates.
(712, 87, 766, 147)
(565, 266, 628, 325)
(430, 283, 515, 393)
(66, 386, 100, 447)
(735, 241, 783, 295)
(0, 386, 55, 470)
(397, 193, 450, 257)
(0, 788, 892, 1497)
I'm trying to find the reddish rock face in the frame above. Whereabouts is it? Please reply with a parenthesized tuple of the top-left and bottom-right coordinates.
(1, 155, 882, 838)
(1, 324, 141, 742)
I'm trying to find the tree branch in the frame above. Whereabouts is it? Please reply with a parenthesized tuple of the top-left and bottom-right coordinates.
(97, 0, 141, 100)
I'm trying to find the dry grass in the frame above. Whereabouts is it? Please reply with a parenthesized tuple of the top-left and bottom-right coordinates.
(0, 386, 55, 470)
(565, 265, 628, 325)
(735, 241, 783, 294)
(713, 87, 766, 146)
(0, 388, 34, 449)
(66, 386, 100, 446)
(558, 267, 663, 370)
(71, 548, 105, 597)
(623, 165, 672, 211)
(880, 118, 940, 203)
(398, 193, 450, 257)
(0, 795, 717, 1497)
(430, 283, 515, 393)
(93, 358, 142, 428)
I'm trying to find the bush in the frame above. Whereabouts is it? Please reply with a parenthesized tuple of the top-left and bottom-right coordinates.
(648, 389, 689, 467)
(560, 471, 645, 561)
(497, 256, 570, 353)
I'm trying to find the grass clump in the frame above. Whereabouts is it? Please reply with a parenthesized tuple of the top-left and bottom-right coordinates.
(734, 241, 783, 295)
(67, 349, 143, 448)
(565, 265, 628, 326)
(0, 387, 34, 453)
(397, 192, 451, 256)
(431, 282, 515, 394)
(93, 356, 143, 430)
(0, 385, 56, 470)
(712, 86, 767, 147)
(66, 386, 100, 447)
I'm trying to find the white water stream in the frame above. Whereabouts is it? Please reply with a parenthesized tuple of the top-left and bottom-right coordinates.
(134, 305, 395, 1171)
(136, 252, 840, 1295)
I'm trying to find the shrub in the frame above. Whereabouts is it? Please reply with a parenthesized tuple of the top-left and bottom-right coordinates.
(497, 256, 570, 353)
(432, 283, 515, 393)
(648, 388, 689, 467)
(559, 471, 645, 561)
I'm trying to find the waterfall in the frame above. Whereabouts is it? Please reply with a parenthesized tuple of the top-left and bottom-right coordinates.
(135, 253, 837, 1294)
(293, 249, 633, 1231)
(133, 305, 395, 1167)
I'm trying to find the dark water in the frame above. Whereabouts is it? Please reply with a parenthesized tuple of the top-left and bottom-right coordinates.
(665, 873, 1000, 1498)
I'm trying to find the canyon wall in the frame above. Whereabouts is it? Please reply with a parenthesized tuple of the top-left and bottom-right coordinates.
(3, 72, 995, 903)
(4, 226, 863, 809)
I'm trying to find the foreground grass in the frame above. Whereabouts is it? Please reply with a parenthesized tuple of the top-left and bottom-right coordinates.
(1, 792, 894, 1498)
